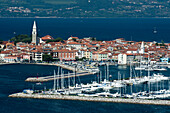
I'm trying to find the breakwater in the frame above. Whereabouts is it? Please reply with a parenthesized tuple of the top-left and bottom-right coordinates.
(8, 93, 170, 106)
(25, 71, 95, 82)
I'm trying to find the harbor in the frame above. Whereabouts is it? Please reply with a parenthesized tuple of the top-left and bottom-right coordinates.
(8, 62, 170, 106)
(3, 61, 170, 112)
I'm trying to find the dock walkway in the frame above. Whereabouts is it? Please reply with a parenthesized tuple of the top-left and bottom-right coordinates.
(25, 71, 96, 82)
(9, 93, 170, 106)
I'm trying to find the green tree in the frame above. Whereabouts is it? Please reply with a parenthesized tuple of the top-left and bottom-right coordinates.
(90, 37, 96, 41)
(75, 56, 79, 61)
(42, 54, 53, 62)
(155, 43, 159, 46)
(46, 37, 63, 43)
(161, 40, 165, 46)
(0, 39, 3, 44)
(10, 34, 31, 45)
(72, 38, 77, 42)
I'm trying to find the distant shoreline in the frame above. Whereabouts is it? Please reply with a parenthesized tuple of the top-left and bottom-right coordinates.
(0, 17, 170, 19)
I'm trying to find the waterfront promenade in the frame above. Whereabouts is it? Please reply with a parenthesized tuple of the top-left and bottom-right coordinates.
(8, 93, 170, 106)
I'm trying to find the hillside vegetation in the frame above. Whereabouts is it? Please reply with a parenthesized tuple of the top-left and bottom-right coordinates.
(0, 0, 170, 17)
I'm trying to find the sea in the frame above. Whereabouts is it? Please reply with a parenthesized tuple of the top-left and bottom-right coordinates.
(0, 64, 170, 113)
(0, 18, 170, 42)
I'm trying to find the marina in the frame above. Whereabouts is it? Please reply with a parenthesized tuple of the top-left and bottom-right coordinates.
(8, 62, 170, 106)
(2, 60, 170, 112)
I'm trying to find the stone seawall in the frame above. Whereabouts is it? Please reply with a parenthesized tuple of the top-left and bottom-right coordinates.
(8, 93, 170, 106)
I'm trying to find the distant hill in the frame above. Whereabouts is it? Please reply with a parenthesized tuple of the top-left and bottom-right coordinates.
(0, 0, 170, 18)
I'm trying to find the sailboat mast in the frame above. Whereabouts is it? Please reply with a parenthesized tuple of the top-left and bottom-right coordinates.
(53, 70, 56, 91)
(140, 54, 142, 78)
(57, 66, 59, 90)
(98, 72, 100, 83)
(130, 60, 132, 80)
(61, 68, 63, 89)
(105, 64, 107, 80)
(68, 72, 70, 88)
(148, 53, 150, 93)
(107, 63, 109, 80)
(120, 73, 121, 95)
(100, 71, 102, 83)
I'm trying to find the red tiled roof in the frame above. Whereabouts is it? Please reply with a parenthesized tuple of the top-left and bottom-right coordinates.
(67, 42, 81, 45)
(41, 35, 54, 40)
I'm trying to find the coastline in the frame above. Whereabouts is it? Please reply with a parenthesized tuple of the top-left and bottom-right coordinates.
(0, 17, 170, 19)
(8, 93, 170, 106)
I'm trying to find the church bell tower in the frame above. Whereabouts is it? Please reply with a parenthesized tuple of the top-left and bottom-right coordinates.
(32, 21, 37, 45)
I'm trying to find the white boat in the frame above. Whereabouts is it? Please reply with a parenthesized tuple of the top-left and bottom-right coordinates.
(152, 73, 169, 81)
(78, 93, 98, 97)
(69, 84, 82, 90)
(96, 92, 119, 97)
(111, 80, 125, 87)
(135, 67, 145, 70)
(137, 95, 155, 99)
(124, 94, 134, 98)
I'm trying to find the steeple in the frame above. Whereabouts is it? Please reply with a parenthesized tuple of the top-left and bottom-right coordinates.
(139, 41, 145, 54)
(33, 21, 36, 29)
(32, 21, 37, 45)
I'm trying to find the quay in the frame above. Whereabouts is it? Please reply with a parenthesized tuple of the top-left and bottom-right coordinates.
(8, 93, 170, 106)
(25, 71, 96, 82)
(0, 63, 20, 65)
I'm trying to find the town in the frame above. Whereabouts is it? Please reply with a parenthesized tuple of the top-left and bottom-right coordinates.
(5, 21, 170, 106)
(0, 21, 169, 66)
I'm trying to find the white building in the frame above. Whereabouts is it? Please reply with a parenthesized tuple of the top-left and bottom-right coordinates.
(30, 50, 43, 62)
(118, 54, 127, 65)
(67, 42, 82, 50)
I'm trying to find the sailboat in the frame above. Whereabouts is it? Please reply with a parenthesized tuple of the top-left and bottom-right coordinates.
(153, 27, 157, 34)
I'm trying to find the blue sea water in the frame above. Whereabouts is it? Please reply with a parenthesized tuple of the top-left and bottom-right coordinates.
(0, 64, 170, 113)
(0, 18, 170, 42)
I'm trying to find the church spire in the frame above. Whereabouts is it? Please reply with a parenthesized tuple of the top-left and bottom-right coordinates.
(139, 41, 145, 54)
(33, 21, 36, 29)
(32, 21, 37, 45)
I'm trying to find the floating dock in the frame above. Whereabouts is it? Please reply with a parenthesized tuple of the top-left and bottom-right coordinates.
(25, 71, 96, 82)
(8, 93, 170, 106)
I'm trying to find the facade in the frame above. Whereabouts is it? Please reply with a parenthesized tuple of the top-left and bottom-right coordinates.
(56, 49, 77, 61)
(30, 50, 43, 61)
(118, 54, 127, 65)
(98, 52, 108, 61)
(4, 56, 20, 63)
(84, 50, 93, 60)
(92, 51, 108, 61)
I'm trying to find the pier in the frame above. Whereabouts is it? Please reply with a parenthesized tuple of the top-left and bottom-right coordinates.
(25, 71, 96, 82)
(36, 63, 79, 72)
(8, 93, 170, 106)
